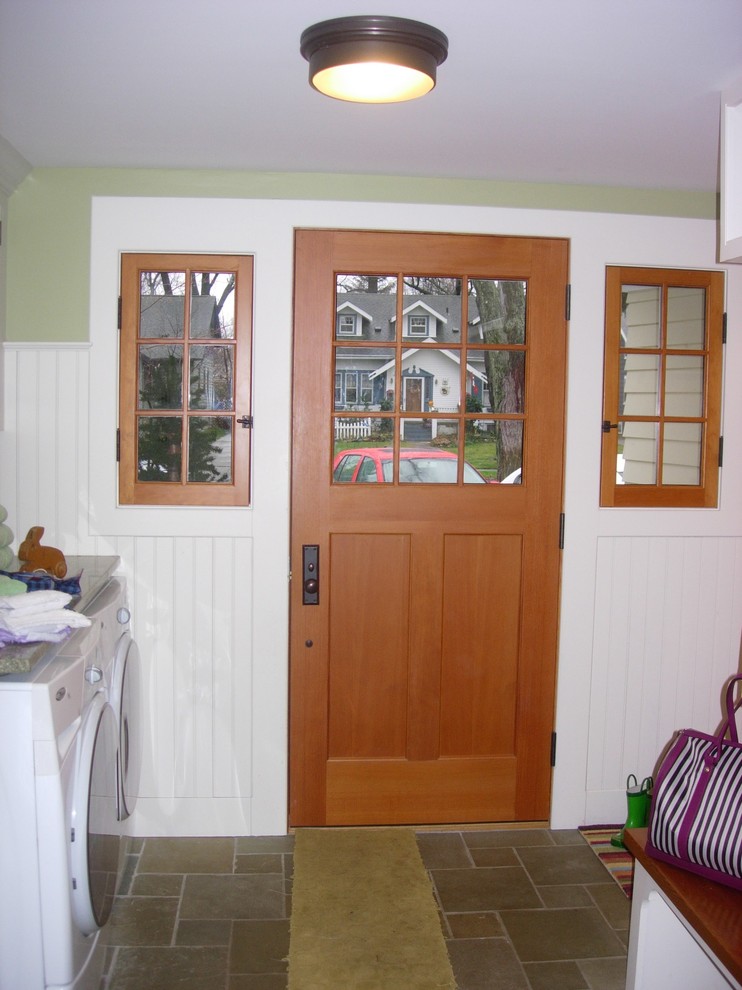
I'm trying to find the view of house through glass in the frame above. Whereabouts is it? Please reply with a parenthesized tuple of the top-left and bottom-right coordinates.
(332, 273, 527, 484)
(136, 269, 237, 484)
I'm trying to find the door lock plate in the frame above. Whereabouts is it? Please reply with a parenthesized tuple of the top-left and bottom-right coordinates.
(302, 545, 319, 605)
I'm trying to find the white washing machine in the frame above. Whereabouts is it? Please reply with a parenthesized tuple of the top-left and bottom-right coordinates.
(0, 577, 140, 990)
(59, 578, 141, 823)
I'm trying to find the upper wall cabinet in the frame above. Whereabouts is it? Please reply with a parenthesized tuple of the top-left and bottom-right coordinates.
(720, 77, 742, 264)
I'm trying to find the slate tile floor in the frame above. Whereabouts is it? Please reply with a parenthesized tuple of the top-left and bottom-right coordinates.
(101, 828, 629, 990)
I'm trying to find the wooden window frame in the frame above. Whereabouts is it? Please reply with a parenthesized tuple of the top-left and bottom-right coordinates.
(600, 265, 724, 508)
(119, 252, 253, 507)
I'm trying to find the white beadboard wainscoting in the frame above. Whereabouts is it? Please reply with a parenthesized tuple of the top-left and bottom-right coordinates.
(586, 534, 742, 825)
(0, 343, 282, 836)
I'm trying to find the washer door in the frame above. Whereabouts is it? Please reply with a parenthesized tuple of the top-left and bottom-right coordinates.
(69, 694, 121, 934)
(111, 632, 141, 820)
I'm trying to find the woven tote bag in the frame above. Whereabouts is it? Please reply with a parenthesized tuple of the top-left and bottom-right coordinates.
(646, 674, 742, 890)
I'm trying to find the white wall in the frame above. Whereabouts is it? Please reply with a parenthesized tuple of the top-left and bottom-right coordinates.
(1, 196, 741, 834)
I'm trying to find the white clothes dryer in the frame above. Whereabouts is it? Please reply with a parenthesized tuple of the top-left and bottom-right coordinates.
(0, 632, 120, 990)
(58, 578, 141, 823)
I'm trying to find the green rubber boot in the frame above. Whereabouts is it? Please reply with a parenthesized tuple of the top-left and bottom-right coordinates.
(611, 774, 653, 848)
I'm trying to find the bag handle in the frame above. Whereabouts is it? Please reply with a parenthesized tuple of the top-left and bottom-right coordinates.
(722, 674, 742, 745)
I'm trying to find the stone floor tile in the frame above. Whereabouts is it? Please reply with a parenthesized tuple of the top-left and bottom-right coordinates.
(499, 907, 626, 962)
(138, 836, 236, 874)
(236, 835, 295, 855)
(446, 937, 530, 990)
(537, 884, 595, 908)
(131, 873, 184, 896)
(462, 829, 555, 849)
(229, 919, 290, 974)
(103, 896, 179, 946)
(578, 955, 629, 990)
(516, 844, 613, 886)
(176, 918, 233, 945)
(523, 960, 589, 989)
(432, 866, 540, 912)
(469, 846, 520, 868)
(587, 882, 632, 931)
(180, 873, 286, 920)
(107, 946, 228, 990)
(447, 911, 505, 938)
(550, 829, 586, 846)
(416, 831, 472, 868)
(234, 854, 284, 874)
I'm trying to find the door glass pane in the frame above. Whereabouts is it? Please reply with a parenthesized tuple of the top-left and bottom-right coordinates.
(138, 345, 183, 410)
(662, 422, 702, 485)
(664, 355, 704, 416)
(190, 272, 236, 339)
(473, 350, 525, 414)
(464, 420, 523, 483)
(619, 353, 659, 417)
(137, 417, 182, 481)
(188, 416, 233, 482)
(335, 274, 396, 340)
(620, 422, 658, 485)
(667, 286, 705, 349)
(139, 271, 186, 338)
(332, 430, 394, 484)
(189, 344, 234, 410)
(401, 276, 462, 342)
(621, 285, 661, 347)
(334, 347, 395, 410)
(399, 439, 461, 484)
(467, 279, 527, 344)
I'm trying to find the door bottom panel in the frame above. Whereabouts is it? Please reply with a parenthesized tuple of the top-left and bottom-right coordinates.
(325, 756, 517, 825)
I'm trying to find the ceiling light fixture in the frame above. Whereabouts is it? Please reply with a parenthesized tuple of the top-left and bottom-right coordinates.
(300, 15, 448, 104)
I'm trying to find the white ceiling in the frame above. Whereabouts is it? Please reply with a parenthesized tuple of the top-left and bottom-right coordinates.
(1, 0, 741, 192)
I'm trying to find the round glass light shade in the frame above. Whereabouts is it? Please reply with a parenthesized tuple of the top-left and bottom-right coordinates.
(312, 61, 434, 104)
(301, 16, 448, 104)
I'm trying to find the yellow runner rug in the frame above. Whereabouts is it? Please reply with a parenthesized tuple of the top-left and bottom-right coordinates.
(288, 827, 457, 990)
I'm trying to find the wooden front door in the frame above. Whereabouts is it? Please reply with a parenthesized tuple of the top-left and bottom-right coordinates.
(290, 229, 568, 826)
(404, 377, 423, 412)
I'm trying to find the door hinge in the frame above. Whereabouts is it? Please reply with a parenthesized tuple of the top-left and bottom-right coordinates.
(722, 312, 727, 344)
(559, 513, 565, 549)
(117, 296, 122, 330)
(565, 284, 571, 321)
(719, 435, 724, 468)
(550, 731, 557, 767)
(116, 428, 121, 462)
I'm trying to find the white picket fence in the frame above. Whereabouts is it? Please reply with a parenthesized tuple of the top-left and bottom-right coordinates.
(334, 418, 372, 440)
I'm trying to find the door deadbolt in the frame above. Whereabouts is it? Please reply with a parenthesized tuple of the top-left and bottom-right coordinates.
(302, 545, 319, 605)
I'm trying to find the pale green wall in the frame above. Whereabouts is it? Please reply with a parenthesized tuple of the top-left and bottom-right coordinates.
(6, 168, 716, 342)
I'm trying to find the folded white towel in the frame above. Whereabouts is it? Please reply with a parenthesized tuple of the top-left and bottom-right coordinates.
(0, 590, 72, 612)
(0, 608, 90, 633)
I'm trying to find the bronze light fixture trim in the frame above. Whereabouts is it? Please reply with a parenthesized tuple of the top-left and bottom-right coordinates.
(300, 15, 449, 104)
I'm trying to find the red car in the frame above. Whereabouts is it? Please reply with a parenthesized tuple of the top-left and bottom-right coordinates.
(333, 447, 490, 483)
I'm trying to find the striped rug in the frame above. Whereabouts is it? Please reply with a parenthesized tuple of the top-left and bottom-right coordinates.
(580, 826, 634, 898)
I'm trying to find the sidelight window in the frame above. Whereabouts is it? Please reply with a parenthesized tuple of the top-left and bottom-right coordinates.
(118, 253, 253, 506)
(600, 266, 724, 507)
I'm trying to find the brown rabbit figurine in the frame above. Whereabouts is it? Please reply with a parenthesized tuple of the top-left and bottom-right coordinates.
(18, 526, 67, 578)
